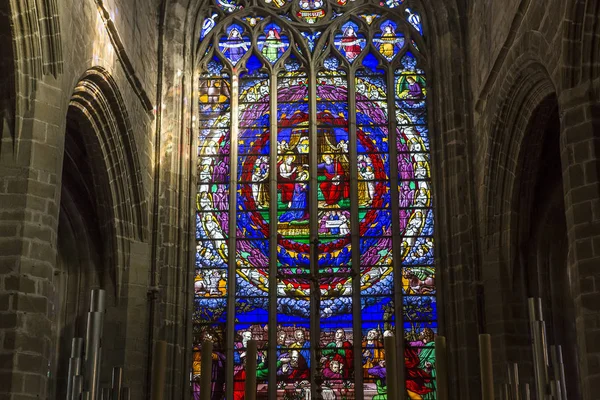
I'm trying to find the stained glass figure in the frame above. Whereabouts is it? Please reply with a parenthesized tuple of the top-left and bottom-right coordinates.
(215, 0, 242, 12)
(360, 13, 381, 25)
(196, 4, 436, 398)
(201, 13, 219, 40)
(243, 16, 264, 26)
(374, 20, 405, 61)
(334, 21, 366, 62)
(257, 24, 289, 63)
(219, 24, 250, 65)
(406, 8, 423, 35)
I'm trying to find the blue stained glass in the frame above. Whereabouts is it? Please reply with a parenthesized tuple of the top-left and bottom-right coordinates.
(244, 54, 265, 75)
(406, 8, 423, 35)
(323, 56, 340, 71)
(403, 295, 437, 321)
(219, 24, 250, 65)
(195, 298, 227, 323)
(201, 13, 219, 40)
(284, 55, 302, 71)
(362, 52, 384, 72)
(301, 31, 321, 52)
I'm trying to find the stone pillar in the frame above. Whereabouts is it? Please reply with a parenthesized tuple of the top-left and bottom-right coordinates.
(0, 82, 66, 398)
(559, 85, 600, 398)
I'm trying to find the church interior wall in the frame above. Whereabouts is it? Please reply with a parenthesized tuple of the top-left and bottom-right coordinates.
(468, 0, 600, 397)
(1, 0, 600, 398)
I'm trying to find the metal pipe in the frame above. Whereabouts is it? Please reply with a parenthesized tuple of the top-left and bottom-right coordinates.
(550, 346, 562, 400)
(523, 383, 530, 400)
(556, 346, 567, 399)
(529, 299, 546, 400)
(479, 334, 495, 400)
(84, 311, 104, 400)
(533, 322, 548, 399)
(101, 387, 111, 400)
(111, 367, 123, 400)
(90, 289, 106, 313)
(245, 340, 257, 400)
(510, 363, 520, 400)
(435, 336, 448, 400)
(549, 381, 557, 399)
(151, 340, 167, 400)
(200, 340, 213, 400)
(72, 375, 84, 399)
(502, 384, 510, 400)
(67, 338, 84, 400)
(384, 335, 398, 400)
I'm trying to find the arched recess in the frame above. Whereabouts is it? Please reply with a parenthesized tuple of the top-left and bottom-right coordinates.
(52, 67, 148, 397)
(484, 52, 579, 396)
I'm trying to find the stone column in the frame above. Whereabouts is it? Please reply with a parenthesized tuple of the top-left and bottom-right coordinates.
(559, 85, 600, 398)
(0, 82, 66, 399)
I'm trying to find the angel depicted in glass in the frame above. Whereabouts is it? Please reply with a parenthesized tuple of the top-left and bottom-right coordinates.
(335, 22, 365, 61)
(219, 25, 250, 65)
(374, 21, 404, 61)
(258, 25, 288, 63)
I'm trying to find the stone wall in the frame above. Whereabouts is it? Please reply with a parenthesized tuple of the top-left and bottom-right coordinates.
(467, 0, 600, 397)
(0, 0, 159, 398)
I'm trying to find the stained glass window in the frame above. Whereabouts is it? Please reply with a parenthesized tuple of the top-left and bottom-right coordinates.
(194, 1, 435, 399)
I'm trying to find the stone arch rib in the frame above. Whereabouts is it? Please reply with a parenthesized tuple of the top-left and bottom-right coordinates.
(68, 67, 148, 289)
(563, 0, 600, 87)
(3, 0, 63, 143)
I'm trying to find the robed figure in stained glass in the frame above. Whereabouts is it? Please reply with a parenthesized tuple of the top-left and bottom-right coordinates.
(261, 27, 287, 63)
(220, 27, 249, 65)
(278, 154, 297, 207)
(318, 154, 349, 206)
(279, 169, 309, 222)
(398, 74, 427, 105)
(340, 25, 363, 60)
(376, 22, 404, 60)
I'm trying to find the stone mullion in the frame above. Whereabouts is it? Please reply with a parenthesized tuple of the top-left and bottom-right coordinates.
(387, 66, 407, 393)
(347, 67, 364, 400)
(225, 73, 240, 400)
(308, 66, 320, 400)
(268, 71, 278, 399)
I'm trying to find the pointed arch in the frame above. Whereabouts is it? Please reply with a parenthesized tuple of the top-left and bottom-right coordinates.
(68, 67, 149, 282)
(191, 1, 439, 399)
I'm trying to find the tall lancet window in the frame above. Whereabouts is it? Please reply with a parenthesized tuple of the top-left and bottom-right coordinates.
(193, 0, 435, 398)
